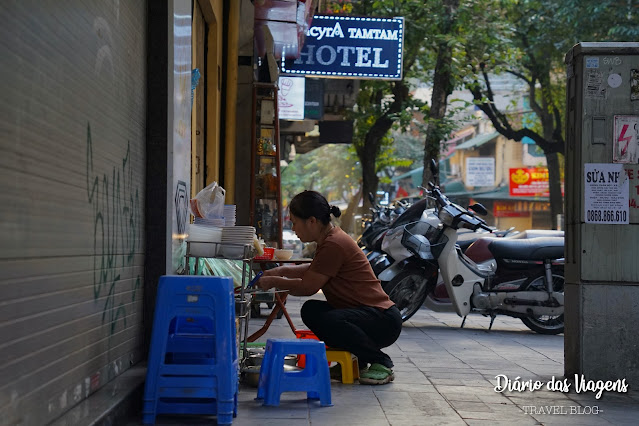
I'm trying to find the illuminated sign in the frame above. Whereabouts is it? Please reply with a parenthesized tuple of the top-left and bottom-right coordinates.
(281, 15, 404, 80)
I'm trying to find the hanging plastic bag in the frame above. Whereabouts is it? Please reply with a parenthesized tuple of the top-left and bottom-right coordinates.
(189, 181, 226, 219)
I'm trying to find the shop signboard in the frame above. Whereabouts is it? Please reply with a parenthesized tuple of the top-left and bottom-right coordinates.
(281, 15, 404, 80)
(493, 201, 531, 217)
(509, 167, 550, 197)
(304, 78, 324, 119)
(465, 157, 495, 187)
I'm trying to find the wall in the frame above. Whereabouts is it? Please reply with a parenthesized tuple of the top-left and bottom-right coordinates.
(0, 2, 146, 424)
(168, 0, 192, 274)
(234, 0, 256, 226)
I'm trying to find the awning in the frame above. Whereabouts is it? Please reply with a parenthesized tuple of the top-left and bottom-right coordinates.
(391, 159, 453, 184)
(470, 185, 549, 202)
(455, 131, 499, 150)
(392, 166, 423, 182)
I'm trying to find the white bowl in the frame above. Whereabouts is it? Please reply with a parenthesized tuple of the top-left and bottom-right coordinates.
(274, 249, 294, 260)
(188, 242, 218, 257)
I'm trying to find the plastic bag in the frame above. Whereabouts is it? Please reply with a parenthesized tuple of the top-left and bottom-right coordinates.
(185, 257, 244, 288)
(189, 181, 226, 219)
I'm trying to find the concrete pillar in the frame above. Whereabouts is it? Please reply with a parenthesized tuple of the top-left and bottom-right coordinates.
(564, 42, 639, 384)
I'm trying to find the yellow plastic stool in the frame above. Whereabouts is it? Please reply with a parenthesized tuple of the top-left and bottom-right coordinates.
(326, 349, 359, 384)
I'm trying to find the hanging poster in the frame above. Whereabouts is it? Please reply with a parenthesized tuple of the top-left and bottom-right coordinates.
(631, 69, 639, 101)
(613, 115, 639, 164)
(585, 70, 606, 99)
(278, 76, 305, 120)
(584, 163, 629, 224)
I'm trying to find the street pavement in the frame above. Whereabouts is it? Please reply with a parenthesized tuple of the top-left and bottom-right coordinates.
(129, 293, 639, 425)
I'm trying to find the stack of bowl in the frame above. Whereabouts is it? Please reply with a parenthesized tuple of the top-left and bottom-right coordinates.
(186, 224, 222, 257)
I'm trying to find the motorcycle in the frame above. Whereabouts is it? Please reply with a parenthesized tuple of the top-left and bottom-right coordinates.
(370, 195, 515, 287)
(380, 161, 565, 334)
(358, 193, 414, 262)
(422, 229, 565, 326)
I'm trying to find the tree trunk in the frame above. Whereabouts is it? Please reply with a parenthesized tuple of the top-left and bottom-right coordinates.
(339, 183, 362, 235)
(546, 152, 562, 229)
(422, 0, 459, 188)
(470, 65, 565, 230)
(357, 82, 408, 212)
(359, 131, 380, 213)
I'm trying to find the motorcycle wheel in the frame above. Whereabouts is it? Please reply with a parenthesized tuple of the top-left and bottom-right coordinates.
(385, 270, 432, 322)
(520, 270, 565, 335)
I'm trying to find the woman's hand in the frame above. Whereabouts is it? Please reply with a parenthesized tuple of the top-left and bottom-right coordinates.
(256, 275, 278, 291)
(262, 265, 285, 277)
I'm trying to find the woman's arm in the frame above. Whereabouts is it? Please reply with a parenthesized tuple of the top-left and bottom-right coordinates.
(257, 269, 329, 297)
(262, 263, 310, 278)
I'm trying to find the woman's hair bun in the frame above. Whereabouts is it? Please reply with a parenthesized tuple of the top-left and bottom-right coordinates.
(330, 205, 342, 218)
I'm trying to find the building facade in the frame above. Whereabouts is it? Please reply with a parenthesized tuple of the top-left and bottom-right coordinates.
(0, 1, 315, 424)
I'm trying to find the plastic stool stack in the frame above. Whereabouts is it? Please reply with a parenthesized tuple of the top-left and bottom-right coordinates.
(142, 275, 238, 425)
(256, 338, 332, 407)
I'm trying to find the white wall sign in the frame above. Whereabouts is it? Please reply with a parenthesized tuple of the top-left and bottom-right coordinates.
(465, 157, 495, 187)
(278, 76, 305, 120)
(613, 115, 639, 164)
(584, 163, 629, 224)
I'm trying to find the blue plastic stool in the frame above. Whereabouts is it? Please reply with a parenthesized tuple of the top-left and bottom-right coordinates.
(142, 275, 238, 425)
(256, 338, 332, 407)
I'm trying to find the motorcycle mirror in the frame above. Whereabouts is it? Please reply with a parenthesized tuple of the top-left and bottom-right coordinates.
(429, 159, 439, 179)
(468, 203, 488, 216)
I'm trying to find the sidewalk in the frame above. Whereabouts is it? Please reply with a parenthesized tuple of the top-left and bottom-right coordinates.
(131, 294, 639, 425)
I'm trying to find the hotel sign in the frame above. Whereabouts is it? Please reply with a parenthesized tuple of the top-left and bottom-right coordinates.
(282, 15, 404, 80)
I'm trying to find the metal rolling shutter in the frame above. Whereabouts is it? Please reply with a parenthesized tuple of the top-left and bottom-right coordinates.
(0, 2, 147, 424)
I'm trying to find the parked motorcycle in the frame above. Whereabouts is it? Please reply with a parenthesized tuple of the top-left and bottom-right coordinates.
(421, 229, 565, 330)
(358, 193, 417, 262)
(370, 196, 515, 291)
(381, 161, 565, 334)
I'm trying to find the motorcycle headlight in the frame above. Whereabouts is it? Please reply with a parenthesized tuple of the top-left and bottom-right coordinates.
(438, 207, 456, 227)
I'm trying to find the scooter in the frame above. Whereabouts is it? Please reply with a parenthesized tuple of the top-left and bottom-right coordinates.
(380, 161, 565, 334)
(372, 196, 515, 289)
(358, 193, 421, 264)
(422, 229, 565, 329)
(358, 194, 401, 251)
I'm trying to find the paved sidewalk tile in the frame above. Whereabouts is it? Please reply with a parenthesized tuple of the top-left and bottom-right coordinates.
(137, 294, 638, 425)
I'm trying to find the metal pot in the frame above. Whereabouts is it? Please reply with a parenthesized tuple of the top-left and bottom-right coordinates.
(242, 362, 302, 387)
(245, 353, 297, 367)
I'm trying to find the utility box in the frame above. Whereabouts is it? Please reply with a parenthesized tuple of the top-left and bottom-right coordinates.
(564, 43, 639, 383)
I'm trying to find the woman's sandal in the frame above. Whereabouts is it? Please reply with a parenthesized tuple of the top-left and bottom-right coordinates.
(358, 363, 395, 385)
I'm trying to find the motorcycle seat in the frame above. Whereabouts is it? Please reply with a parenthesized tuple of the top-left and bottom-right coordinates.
(508, 230, 564, 239)
(488, 237, 564, 261)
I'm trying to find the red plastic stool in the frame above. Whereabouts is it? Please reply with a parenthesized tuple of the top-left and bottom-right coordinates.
(295, 330, 319, 368)
(294, 330, 333, 368)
